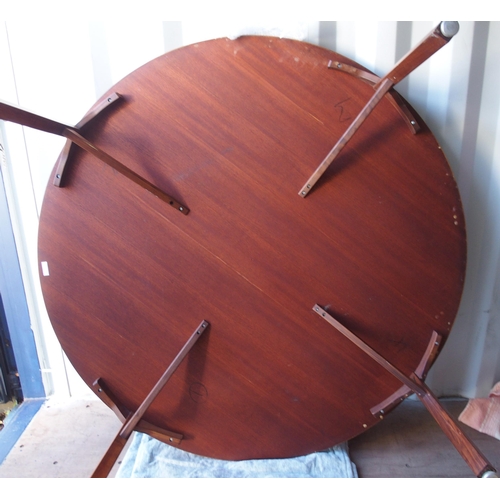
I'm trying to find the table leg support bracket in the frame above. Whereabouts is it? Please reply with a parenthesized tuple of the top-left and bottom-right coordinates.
(327, 60, 421, 134)
(370, 330, 442, 418)
(93, 378, 183, 444)
(91, 319, 209, 478)
(313, 304, 497, 478)
(53, 92, 122, 187)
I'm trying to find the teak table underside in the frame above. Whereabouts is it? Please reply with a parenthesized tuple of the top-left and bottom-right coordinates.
(37, 37, 466, 461)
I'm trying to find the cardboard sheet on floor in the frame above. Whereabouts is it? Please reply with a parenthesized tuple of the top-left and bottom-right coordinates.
(116, 433, 358, 478)
(459, 381, 500, 441)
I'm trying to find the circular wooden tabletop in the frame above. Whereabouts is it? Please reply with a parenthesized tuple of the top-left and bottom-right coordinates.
(38, 37, 466, 460)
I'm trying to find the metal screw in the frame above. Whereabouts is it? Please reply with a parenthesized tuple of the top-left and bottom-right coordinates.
(179, 207, 184, 211)
(301, 191, 306, 195)
(337, 63, 342, 68)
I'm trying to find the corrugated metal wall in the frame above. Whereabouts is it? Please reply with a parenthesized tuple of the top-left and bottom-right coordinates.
(1, 21, 499, 398)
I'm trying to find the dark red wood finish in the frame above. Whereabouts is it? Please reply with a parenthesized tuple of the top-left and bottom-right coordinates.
(412, 377, 494, 477)
(92, 320, 208, 477)
(37, 37, 466, 460)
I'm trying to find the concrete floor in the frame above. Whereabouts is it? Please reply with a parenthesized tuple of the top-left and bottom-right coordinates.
(349, 398, 500, 478)
(0, 395, 124, 478)
(0, 395, 498, 478)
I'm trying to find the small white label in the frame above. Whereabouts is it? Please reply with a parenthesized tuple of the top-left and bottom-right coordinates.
(41, 261, 50, 276)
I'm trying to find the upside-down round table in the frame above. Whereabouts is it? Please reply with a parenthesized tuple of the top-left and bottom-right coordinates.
(1, 24, 496, 477)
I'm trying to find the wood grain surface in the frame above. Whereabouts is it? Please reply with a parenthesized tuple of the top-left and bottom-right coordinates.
(37, 37, 466, 460)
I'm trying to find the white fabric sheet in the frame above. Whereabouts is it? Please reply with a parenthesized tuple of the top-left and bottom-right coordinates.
(116, 432, 358, 478)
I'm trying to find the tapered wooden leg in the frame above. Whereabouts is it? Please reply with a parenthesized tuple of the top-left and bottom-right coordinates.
(299, 22, 459, 197)
(92, 435, 128, 479)
(314, 305, 498, 478)
(91, 320, 209, 478)
(0, 99, 188, 214)
(411, 375, 497, 478)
